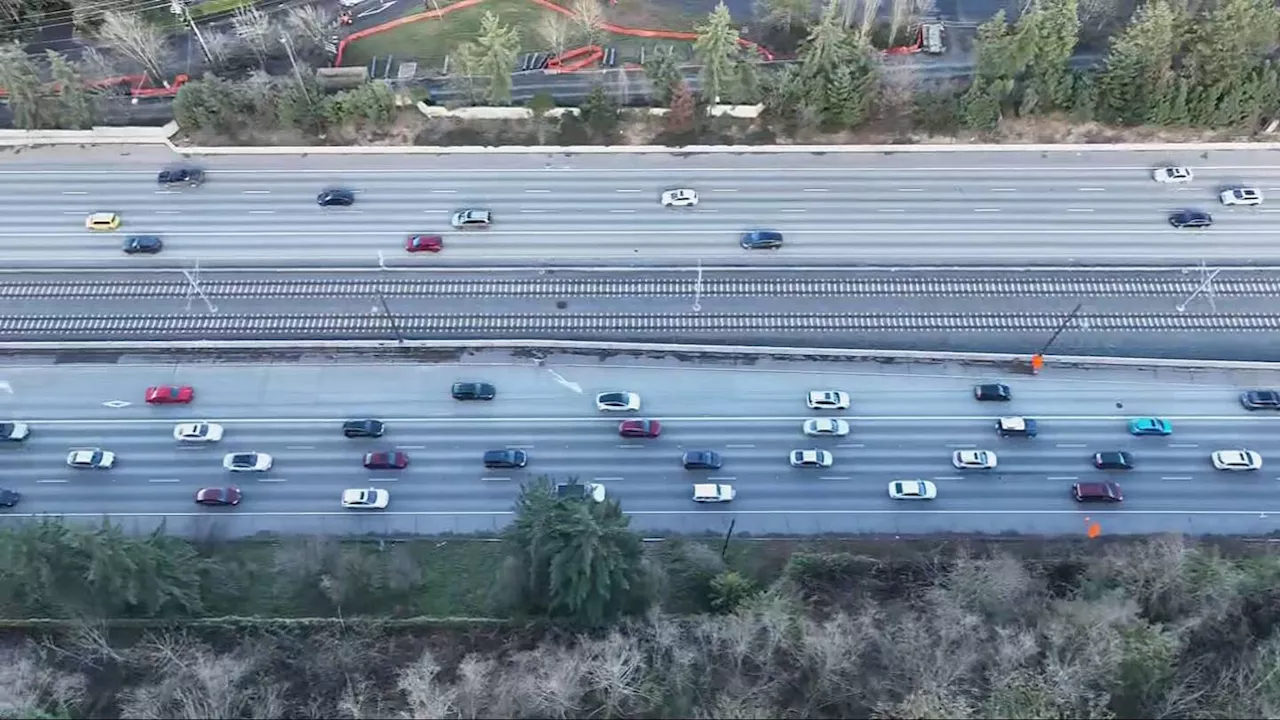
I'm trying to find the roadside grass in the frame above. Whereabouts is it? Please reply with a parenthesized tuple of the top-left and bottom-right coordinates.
(340, 0, 700, 70)
(187, 0, 255, 20)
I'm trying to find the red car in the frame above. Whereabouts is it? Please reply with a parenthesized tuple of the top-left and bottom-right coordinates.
(405, 235, 443, 253)
(619, 419, 662, 438)
(195, 487, 241, 506)
(364, 451, 410, 469)
(145, 385, 194, 404)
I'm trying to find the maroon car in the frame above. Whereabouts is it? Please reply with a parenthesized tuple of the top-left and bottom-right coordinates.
(619, 419, 662, 438)
(405, 235, 443, 253)
(364, 451, 410, 469)
(195, 486, 241, 506)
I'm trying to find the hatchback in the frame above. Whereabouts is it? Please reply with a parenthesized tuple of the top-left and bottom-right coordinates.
(661, 188, 698, 207)
(405, 235, 443, 253)
(974, 383, 1012, 401)
(619, 419, 661, 438)
(596, 392, 640, 412)
(1093, 451, 1134, 470)
(343, 419, 385, 437)
(452, 382, 496, 401)
(483, 449, 528, 468)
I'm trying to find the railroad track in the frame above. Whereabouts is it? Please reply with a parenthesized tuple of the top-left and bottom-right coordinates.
(3, 276, 1280, 300)
(3, 312, 1276, 341)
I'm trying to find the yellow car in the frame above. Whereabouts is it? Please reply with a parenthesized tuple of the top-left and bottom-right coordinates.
(85, 212, 121, 231)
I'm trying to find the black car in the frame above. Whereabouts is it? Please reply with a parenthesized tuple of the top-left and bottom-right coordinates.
(342, 419, 385, 438)
(483, 449, 528, 469)
(123, 235, 163, 254)
(740, 230, 784, 250)
(452, 382, 496, 401)
(1093, 451, 1135, 470)
(317, 189, 356, 207)
(682, 450, 723, 470)
(0, 488, 19, 507)
(157, 167, 204, 187)
(1169, 209, 1212, 228)
(974, 383, 1012, 401)
(1240, 390, 1280, 410)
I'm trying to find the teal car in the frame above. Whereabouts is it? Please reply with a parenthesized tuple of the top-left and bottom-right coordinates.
(1129, 417, 1172, 436)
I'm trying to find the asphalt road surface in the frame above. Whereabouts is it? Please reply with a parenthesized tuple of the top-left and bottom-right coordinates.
(3, 149, 1280, 268)
(1, 355, 1279, 538)
(1, 269, 1278, 360)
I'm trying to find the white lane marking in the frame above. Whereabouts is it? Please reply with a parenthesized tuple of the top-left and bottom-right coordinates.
(594, 476, 624, 481)
(724, 443, 755, 449)
(878, 208, 905, 212)
(429, 190, 456, 194)
(506, 444, 534, 449)
(837, 443, 865, 448)
(707, 476, 736, 481)
(242, 190, 271, 194)
(1260, 209, 1280, 213)
(26, 414, 1280, 427)
(481, 477, 511, 482)
(780, 208, 806, 213)
(990, 188, 1017, 192)
(610, 209, 635, 213)
(525, 189, 550, 193)
(1078, 187, 1106, 191)
(803, 188, 828, 192)
(155, 210, 181, 215)
(615, 189, 642, 193)
(60, 211, 84, 215)
(369, 477, 397, 482)
(1066, 208, 1095, 213)
(1057, 443, 1087, 448)
(1046, 476, 1078, 481)
(61, 191, 87, 195)
(820, 476, 851, 480)
(932, 476, 963, 481)
(898, 188, 923, 192)
(973, 208, 1001, 212)
(710, 188, 737, 192)
(697, 208, 718, 213)
(616, 444, 642, 449)
(519, 209, 546, 213)
(396, 445, 426, 450)
(422, 210, 447, 214)
(256, 477, 287, 483)
(35, 479, 67, 484)
(1168, 443, 1199, 448)
(947, 443, 976, 448)
(285, 445, 314, 450)
(154, 190, 178, 195)
(149, 478, 181, 483)
(1162, 476, 1193, 480)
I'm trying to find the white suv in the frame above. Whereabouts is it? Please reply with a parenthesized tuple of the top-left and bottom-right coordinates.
(1220, 188, 1263, 206)
(806, 390, 850, 410)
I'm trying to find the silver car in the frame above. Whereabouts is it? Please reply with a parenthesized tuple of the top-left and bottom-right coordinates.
(451, 209, 492, 228)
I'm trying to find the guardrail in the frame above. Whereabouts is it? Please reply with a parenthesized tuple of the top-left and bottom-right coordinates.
(3, 339, 1278, 371)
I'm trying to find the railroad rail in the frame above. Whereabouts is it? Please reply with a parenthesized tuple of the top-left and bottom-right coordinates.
(2, 276, 1280, 300)
(2, 312, 1275, 341)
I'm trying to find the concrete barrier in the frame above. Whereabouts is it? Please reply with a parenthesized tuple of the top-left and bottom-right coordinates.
(0, 121, 178, 147)
(6, 338, 1279, 371)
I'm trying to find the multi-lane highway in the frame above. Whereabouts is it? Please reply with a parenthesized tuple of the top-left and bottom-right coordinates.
(2, 269, 1279, 360)
(2, 354, 1280, 537)
(3, 148, 1280, 267)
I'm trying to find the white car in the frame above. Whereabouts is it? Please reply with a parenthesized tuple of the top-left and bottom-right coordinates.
(595, 391, 640, 412)
(660, 188, 699, 207)
(1153, 166, 1193, 183)
(1220, 188, 1263, 206)
(806, 390, 850, 410)
(173, 422, 224, 443)
(342, 488, 390, 509)
(0, 421, 29, 441)
(888, 479, 937, 500)
(952, 449, 998, 469)
(222, 452, 273, 472)
(790, 449, 833, 468)
(803, 418, 849, 437)
(692, 483, 735, 502)
(1211, 449, 1262, 471)
(66, 448, 115, 469)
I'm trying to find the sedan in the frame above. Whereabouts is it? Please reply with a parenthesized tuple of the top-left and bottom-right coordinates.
(974, 383, 1012, 401)
(693, 483, 735, 502)
(1212, 449, 1262, 471)
(0, 422, 29, 442)
(317, 189, 355, 206)
(158, 167, 205, 187)
(953, 450, 998, 469)
(740, 230, 783, 250)
(483, 449, 528, 469)
(1240, 390, 1280, 410)
(596, 391, 641, 412)
(363, 451, 409, 470)
(146, 385, 194, 404)
(619, 419, 662, 438)
(1169, 210, 1212, 228)
(803, 418, 849, 437)
(223, 452, 272, 472)
(0, 488, 20, 508)
(1128, 417, 1172, 436)
(405, 234, 443, 253)
(1153, 166, 1193, 183)
(682, 450, 723, 470)
(806, 390, 850, 410)
(195, 487, 241, 506)
(123, 236, 163, 254)
(343, 419, 385, 438)
(173, 422, 224, 443)
(790, 449, 833, 468)
(660, 188, 698, 207)
(342, 488, 390, 509)
(888, 479, 937, 500)
(1093, 451, 1135, 470)
(451, 382, 496, 401)
(66, 448, 115, 469)
(1221, 188, 1263, 206)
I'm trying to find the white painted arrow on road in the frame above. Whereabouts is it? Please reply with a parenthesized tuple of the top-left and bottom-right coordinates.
(102, 400, 132, 408)
(546, 369, 582, 394)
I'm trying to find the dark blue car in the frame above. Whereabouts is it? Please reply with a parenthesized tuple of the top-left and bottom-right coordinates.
(1169, 210, 1212, 228)
(122, 236, 163, 254)
(740, 230, 784, 249)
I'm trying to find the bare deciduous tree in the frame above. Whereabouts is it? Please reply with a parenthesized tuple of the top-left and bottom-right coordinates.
(397, 648, 457, 718)
(231, 6, 278, 69)
(860, 0, 883, 37)
(97, 11, 169, 82)
(570, 0, 605, 45)
(537, 13, 573, 58)
(0, 642, 87, 717)
(284, 5, 333, 54)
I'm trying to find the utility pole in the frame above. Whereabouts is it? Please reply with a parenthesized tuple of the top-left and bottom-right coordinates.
(182, 259, 217, 313)
(172, 0, 213, 65)
(1030, 302, 1082, 373)
(377, 293, 405, 344)
(1176, 261, 1220, 313)
(719, 518, 736, 559)
(280, 33, 313, 106)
